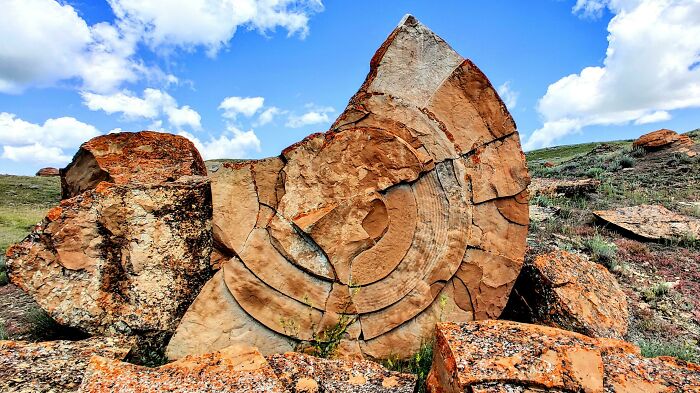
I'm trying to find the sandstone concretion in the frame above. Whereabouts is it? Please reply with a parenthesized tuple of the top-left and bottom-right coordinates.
(36, 167, 59, 177)
(79, 345, 285, 393)
(60, 131, 207, 199)
(266, 352, 416, 392)
(6, 132, 213, 337)
(168, 14, 530, 360)
(594, 204, 700, 242)
(529, 178, 600, 197)
(426, 321, 700, 393)
(0, 336, 134, 392)
(504, 250, 629, 339)
(633, 128, 695, 156)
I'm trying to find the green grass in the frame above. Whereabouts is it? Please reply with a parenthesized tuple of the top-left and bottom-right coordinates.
(685, 128, 700, 143)
(526, 140, 631, 164)
(382, 341, 434, 393)
(583, 234, 618, 269)
(638, 339, 699, 363)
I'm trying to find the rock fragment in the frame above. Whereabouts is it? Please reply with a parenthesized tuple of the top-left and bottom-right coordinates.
(170, 14, 529, 360)
(529, 177, 600, 197)
(503, 250, 629, 339)
(593, 204, 700, 241)
(0, 336, 134, 392)
(35, 167, 59, 177)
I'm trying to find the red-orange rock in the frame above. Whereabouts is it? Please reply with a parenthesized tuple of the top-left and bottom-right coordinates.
(0, 336, 134, 392)
(168, 14, 530, 360)
(35, 167, 59, 177)
(426, 321, 700, 393)
(633, 128, 694, 151)
(60, 131, 207, 198)
(504, 250, 629, 339)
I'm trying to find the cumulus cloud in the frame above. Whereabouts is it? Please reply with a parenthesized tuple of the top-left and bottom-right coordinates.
(0, 0, 323, 93)
(219, 96, 265, 119)
(285, 105, 335, 128)
(524, 0, 700, 150)
(81, 88, 202, 130)
(256, 106, 284, 126)
(497, 82, 519, 110)
(178, 127, 261, 160)
(0, 112, 100, 165)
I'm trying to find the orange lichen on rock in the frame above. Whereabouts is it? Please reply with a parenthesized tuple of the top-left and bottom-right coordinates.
(426, 321, 700, 393)
(633, 128, 694, 151)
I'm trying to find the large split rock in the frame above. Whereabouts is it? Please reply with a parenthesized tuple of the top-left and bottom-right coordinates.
(60, 131, 207, 199)
(593, 204, 700, 242)
(0, 336, 134, 392)
(168, 14, 530, 360)
(633, 128, 696, 156)
(426, 321, 700, 393)
(6, 132, 213, 337)
(503, 250, 629, 339)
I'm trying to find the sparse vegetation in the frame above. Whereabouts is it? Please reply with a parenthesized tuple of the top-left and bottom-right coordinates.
(382, 340, 434, 393)
(0, 321, 7, 340)
(642, 282, 672, 303)
(583, 234, 619, 270)
(303, 312, 356, 359)
(638, 339, 699, 363)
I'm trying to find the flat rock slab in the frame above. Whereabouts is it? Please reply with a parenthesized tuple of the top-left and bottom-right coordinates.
(426, 321, 700, 393)
(0, 336, 134, 392)
(529, 178, 600, 197)
(504, 250, 629, 339)
(79, 345, 285, 393)
(170, 14, 529, 361)
(593, 204, 700, 241)
(633, 128, 695, 156)
(266, 352, 416, 392)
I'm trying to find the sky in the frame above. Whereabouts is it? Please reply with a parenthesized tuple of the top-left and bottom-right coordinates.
(1, 0, 699, 175)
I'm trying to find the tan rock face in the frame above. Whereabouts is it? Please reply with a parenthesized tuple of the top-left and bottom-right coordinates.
(60, 131, 207, 199)
(7, 132, 213, 337)
(266, 352, 416, 392)
(504, 250, 629, 339)
(529, 178, 601, 197)
(79, 345, 286, 393)
(0, 336, 134, 393)
(426, 321, 700, 393)
(169, 15, 529, 360)
(593, 204, 700, 241)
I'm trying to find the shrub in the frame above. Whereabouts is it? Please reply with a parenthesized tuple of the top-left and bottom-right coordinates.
(630, 146, 647, 158)
(586, 167, 604, 178)
(583, 234, 618, 269)
(642, 282, 671, 302)
(637, 339, 699, 363)
(0, 321, 7, 340)
(618, 154, 635, 168)
(382, 340, 434, 393)
(0, 256, 7, 286)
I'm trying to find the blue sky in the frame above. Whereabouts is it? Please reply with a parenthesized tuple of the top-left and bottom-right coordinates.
(1, 0, 699, 175)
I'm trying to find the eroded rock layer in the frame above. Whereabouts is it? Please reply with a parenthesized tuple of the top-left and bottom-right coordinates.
(169, 14, 530, 360)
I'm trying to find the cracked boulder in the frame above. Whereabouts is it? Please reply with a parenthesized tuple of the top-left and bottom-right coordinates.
(0, 336, 134, 392)
(593, 204, 700, 242)
(503, 250, 629, 339)
(633, 128, 696, 157)
(6, 132, 213, 337)
(426, 321, 700, 393)
(167, 14, 529, 360)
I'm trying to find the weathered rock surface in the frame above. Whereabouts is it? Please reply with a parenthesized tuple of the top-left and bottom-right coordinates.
(426, 321, 700, 393)
(60, 131, 207, 199)
(79, 345, 285, 393)
(529, 205, 559, 223)
(267, 352, 416, 392)
(7, 133, 213, 337)
(503, 250, 629, 339)
(594, 204, 700, 242)
(529, 178, 600, 197)
(169, 14, 530, 360)
(0, 336, 134, 392)
(36, 167, 59, 177)
(633, 128, 696, 156)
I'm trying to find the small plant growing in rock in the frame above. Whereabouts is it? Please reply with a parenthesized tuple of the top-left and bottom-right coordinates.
(382, 340, 434, 393)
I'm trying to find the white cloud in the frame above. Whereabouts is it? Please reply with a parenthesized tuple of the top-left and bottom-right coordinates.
(573, 0, 608, 18)
(219, 96, 265, 119)
(81, 88, 201, 130)
(285, 105, 334, 128)
(178, 127, 261, 160)
(497, 82, 519, 110)
(256, 106, 283, 125)
(0, 112, 100, 165)
(525, 0, 700, 150)
(0, 0, 323, 93)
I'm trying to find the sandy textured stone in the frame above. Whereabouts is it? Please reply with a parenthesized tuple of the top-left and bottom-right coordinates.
(61, 131, 207, 198)
(529, 178, 601, 197)
(593, 204, 700, 241)
(79, 345, 285, 392)
(267, 352, 416, 392)
(6, 177, 212, 336)
(0, 336, 134, 393)
(426, 321, 700, 393)
(172, 14, 529, 359)
(505, 250, 629, 339)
